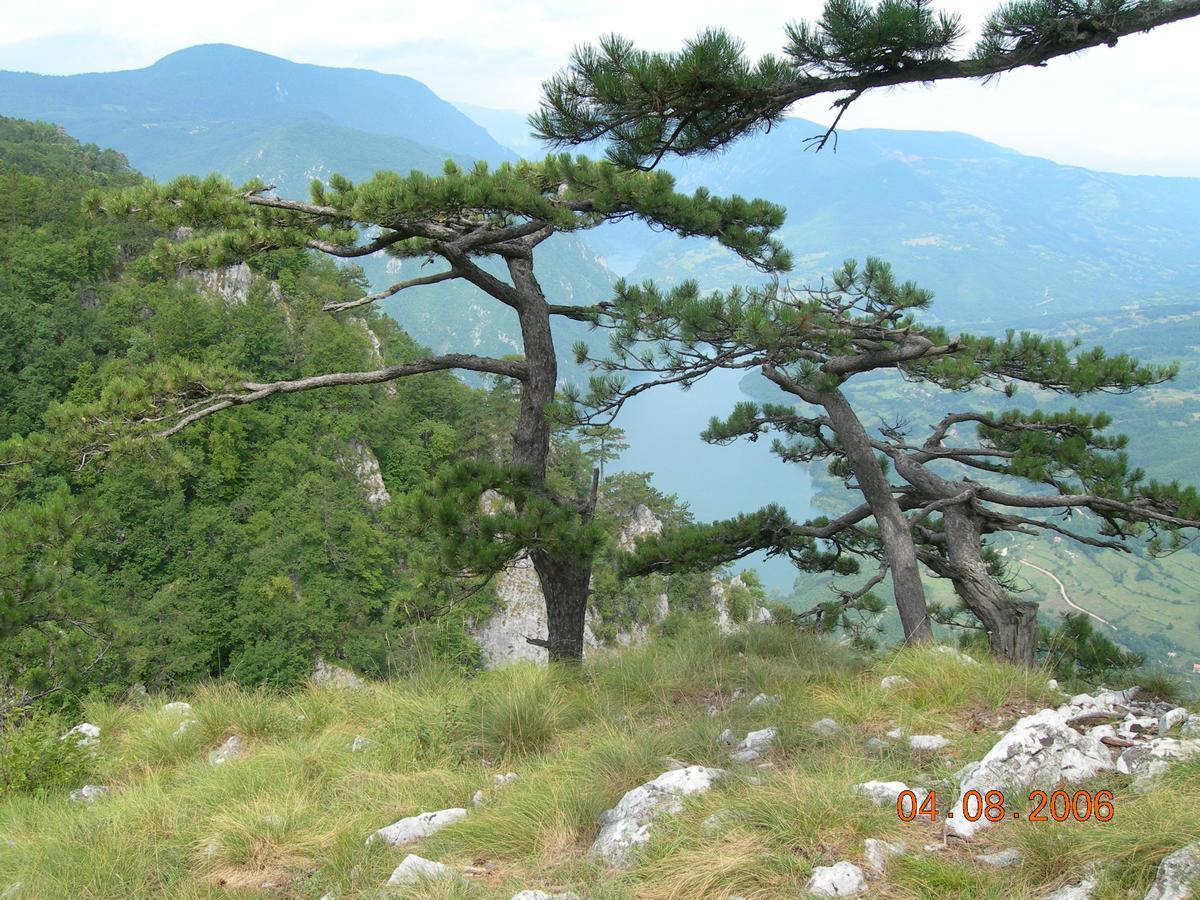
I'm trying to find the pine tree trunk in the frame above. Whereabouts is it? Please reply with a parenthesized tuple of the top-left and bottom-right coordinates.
(940, 506, 1040, 667)
(508, 257, 593, 663)
(530, 548, 592, 663)
(813, 388, 934, 644)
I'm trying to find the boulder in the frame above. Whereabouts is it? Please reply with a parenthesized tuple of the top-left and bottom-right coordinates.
(589, 765, 725, 868)
(208, 735, 247, 765)
(1145, 842, 1200, 900)
(368, 808, 468, 847)
(1116, 738, 1200, 792)
(729, 749, 760, 764)
(880, 675, 911, 690)
(806, 860, 867, 896)
(385, 854, 454, 887)
(494, 772, 519, 786)
(163, 702, 191, 714)
(718, 728, 738, 747)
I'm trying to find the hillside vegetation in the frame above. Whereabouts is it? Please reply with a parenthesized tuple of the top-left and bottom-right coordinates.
(1, 624, 1197, 898)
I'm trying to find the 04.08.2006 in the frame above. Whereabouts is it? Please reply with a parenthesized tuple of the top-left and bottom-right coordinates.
(897, 789, 1115, 824)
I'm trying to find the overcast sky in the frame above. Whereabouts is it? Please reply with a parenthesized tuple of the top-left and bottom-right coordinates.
(2, 0, 1198, 176)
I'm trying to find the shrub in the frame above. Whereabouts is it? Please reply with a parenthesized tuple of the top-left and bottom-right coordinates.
(0, 708, 94, 797)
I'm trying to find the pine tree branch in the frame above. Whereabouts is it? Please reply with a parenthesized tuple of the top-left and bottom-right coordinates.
(157, 355, 529, 437)
(322, 268, 459, 312)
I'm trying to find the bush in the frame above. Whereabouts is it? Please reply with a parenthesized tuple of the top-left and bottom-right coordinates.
(0, 708, 94, 797)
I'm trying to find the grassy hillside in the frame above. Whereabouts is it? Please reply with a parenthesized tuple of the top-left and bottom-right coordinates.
(1, 625, 1196, 898)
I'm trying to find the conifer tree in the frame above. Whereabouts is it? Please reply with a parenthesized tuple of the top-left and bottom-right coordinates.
(534, 0, 1200, 168)
(584, 259, 1200, 664)
(85, 157, 787, 662)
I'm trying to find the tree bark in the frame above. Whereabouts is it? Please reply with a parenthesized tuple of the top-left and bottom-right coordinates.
(508, 257, 594, 662)
(939, 505, 1040, 667)
(764, 369, 933, 643)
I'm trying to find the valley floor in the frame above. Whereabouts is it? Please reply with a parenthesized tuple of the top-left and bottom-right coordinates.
(1, 625, 1198, 898)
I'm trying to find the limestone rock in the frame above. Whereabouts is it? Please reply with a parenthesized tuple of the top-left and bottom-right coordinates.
(493, 772, 519, 786)
(806, 860, 866, 896)
(350, 735, 370, 753)
(193, 263, 254, 305)
(69, 784, 108, 803)
(510, 892, 580, 900)
(172, 718, 197, 738)
(748, 693, 780, 709)
(209, 735, 247, 765)
(368, 808, 468, 847)
(718, 728, 738, 747)
(729, 749, 760, 764)
(1041, 872, 1098, 899)
(312, 658, 365, 689)
(471, 790, 486, 808)
(880, 675, 911, 690)
(854, 780, 927, 809)
(863, 838, 905, 873)
(739, 727, 778, 752)
(975, 848, 1022, 867)
(1145, 842, 1200, 900)
(810, 718, 841, 737)
(1159, 707, 1189, 735)
(589, 765, 725, 868)
(62, 723, 100, 747)
(909, 734, 950, 751)
(163, 702, 191, 714)
(385, 854, 454, 887)
(947, 707, 1114, 839)
(339, 440, 390, 510)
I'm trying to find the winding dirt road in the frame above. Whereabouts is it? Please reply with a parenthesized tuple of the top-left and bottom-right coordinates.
(1019, 559, 1118, 632)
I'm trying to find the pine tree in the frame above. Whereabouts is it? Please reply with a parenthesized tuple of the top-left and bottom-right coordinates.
(582, 259, 1200, 664)
(84, 157, 788, 662)
(578, 424, 629, 481)
(534, 0, 1200, 168)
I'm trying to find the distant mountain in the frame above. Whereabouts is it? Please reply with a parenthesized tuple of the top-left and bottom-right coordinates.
(0, 44, 510, 182)
(625, 119, 1200, 324)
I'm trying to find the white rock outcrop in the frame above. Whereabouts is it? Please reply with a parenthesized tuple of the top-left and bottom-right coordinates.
(975, 848, 1022, 867)
(385, 854, 454, 887)
(339, 440, 390, 510)
(589, 765, 725, 868)
(193, 263, 254, 305)
(880, 675, 911, 690)
(311, 658, 365, 689)
(367, 808, 468, 847)
(806, 860, 867, 896)
(948, 688, 1192, 839)
(1042, 872, 1098, 899)
(740, 727, 778, 752)
(163, 702, 191, 714)
(1145, 842, 1200, 900)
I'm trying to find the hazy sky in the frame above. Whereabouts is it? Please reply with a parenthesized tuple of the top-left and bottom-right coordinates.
(3, 0, 1198, 176)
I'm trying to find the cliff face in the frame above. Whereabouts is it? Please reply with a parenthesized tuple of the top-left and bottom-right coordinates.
(470, 505, 771, 668)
